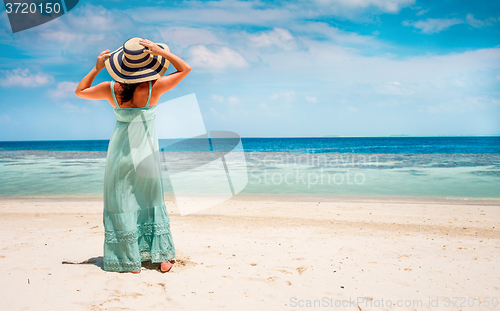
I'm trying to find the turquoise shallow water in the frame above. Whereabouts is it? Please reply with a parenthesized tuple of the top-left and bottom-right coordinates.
(0, 150, 499, 200)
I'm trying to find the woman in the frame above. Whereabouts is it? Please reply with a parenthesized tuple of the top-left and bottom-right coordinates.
(75, 37, 191, 273)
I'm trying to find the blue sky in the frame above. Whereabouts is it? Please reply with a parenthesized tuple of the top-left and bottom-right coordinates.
(0, 0, 499, 140)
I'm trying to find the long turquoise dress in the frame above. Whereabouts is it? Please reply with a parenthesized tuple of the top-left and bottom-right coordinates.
(103, 80, 175, 272)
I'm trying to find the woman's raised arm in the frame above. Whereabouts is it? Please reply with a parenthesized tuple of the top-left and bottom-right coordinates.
(139, 39, 191, 96)
(75, 50, 112, 101)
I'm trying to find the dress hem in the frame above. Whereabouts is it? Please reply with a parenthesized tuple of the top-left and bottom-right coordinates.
(103, 248, 176, 272)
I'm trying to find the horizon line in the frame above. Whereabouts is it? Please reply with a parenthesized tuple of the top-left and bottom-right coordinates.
(1, 134, 500, 142)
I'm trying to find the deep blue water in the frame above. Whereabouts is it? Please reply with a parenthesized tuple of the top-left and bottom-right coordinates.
(0, 136, 499, 154)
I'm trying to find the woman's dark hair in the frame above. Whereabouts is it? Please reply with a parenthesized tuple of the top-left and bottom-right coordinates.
(117, 82, 141, 104)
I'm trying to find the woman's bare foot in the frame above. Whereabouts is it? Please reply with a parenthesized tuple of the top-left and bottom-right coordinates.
(160, 260, 175, 272)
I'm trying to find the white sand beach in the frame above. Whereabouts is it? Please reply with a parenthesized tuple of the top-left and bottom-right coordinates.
(0, 195, 499, 310)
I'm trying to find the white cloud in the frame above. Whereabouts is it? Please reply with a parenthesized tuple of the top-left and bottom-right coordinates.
(43, 3, 134, 42)
(452, 78, 467, 87)
(0, 4, 136, 61)
(465, 14, 498, 28)
(49, 81, 79, 98)
(287, 21, 381, 47)
(210, 107, 225, 119)
(312, 0, 415, 19)
(239, 31, 500, 116)
(126, 1, 297, 26)
(257, 102, 280, 117)
(402, 18, 463, 34)
(39, 30, 84, 43)
(426, 96, 500, 114)
(160, 26, 223, 48)
(61, 103, 91, 113)
(313, 0, 414, 13)
(376, 81, 415, 96)
(211, 94, 224, 102)
(346, 106, 359, 112)
(247, 27, 298, 51)
(301, 45, 500, 89)
(270, 91, 296, 103)
(227, 95, 240, 105)
(416, 9, 429, 16)
(259, 102, 270, 110)
(187, 45, 249, 70)
(0, 69, 52, 87)
(375, 100, 400, 108)
(468, 96, 500, 108)
(127, 0, 414, 28)
(305, 95, 318, 103)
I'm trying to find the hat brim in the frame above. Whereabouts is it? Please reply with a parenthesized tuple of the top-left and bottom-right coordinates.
(104, 43, 170, 84)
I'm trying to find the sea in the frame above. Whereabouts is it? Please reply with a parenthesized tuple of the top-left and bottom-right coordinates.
(0, 136, 499, 201)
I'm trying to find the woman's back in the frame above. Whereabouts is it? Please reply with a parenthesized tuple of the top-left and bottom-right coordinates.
(113, 81, 156, 108)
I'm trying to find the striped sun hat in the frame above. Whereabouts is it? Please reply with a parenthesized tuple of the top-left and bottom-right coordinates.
(104, 37, 170, 84)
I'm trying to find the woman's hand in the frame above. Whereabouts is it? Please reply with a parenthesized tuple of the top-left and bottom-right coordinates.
(95, 49, 111, 71)
(139, 39, 162, 56)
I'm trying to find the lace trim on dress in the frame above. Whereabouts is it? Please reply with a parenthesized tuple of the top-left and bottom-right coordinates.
(104, 222, 172, 243)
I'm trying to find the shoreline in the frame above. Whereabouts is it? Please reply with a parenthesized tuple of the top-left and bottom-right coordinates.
(1, 193, 499, 206)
